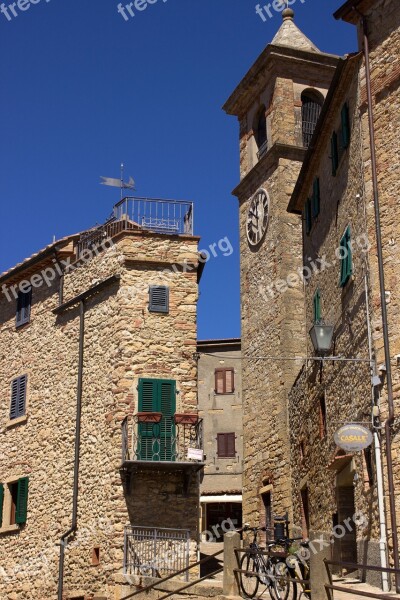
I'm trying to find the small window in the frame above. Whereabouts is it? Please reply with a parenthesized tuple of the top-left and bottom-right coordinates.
(16, 288, 32, 328)
(339, 226, 353, 288)
(0, 477, 29, 528)
(304, 198, 312, 235)
(313, 289, 321, 322)
(312, 177, 320, 219)
(300, 487, 310, 538)
(319, 395, 327, 439)
(215, 368, 234, 394)
(331, 132, 339, 176)
(149, 286, 169, 313)
(341, 103, 350, 149)
(255, 106, 267, 154)
(92, 546, 100, 565)
(301, 90, 323, 148)
(217, 432, 236, 458)
(10, 375, 27, 420)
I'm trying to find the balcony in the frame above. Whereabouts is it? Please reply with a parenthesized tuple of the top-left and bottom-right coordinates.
(77, 197, 194, 257)
(121, 413, 204, 480)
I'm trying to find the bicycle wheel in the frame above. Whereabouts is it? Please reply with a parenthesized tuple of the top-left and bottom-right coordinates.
(268, 561, 296, 600)
(240, 552, 260, 598)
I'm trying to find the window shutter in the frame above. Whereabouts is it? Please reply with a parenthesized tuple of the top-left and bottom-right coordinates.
(16, 289, 32, 328)
(160, 381, 176, 461)
(305, 199, 312, 235)
(149, 286, 169, 313)
(341, 103, 350, 149)
(339, 227, 353, 287)
(313, 289, 321, 322)
(217, 433, 235, 457)
(0, 483, 3, 528)
(215, 370, 224, 394)
(226, 433, 236, 457)
(225, 369, 234, 393)
(10, 375, 27, 420)
(331, 132, 339, 176)
(16, 477, 29, 525)
(217, 433, 225, 457)
(312, 178, 320, 219)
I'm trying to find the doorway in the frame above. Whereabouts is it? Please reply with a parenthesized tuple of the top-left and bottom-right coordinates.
(334, 463, 357, 573)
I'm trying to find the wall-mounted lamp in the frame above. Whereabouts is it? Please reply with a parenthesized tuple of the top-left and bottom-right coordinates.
(309, 321, 334, 354)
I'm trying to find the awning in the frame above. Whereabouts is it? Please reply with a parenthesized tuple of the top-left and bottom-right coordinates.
(200, 494, 242, 503)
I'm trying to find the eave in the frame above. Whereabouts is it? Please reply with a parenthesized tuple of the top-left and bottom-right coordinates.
(334, 0, 375, 24)
(223, 44, 339, 117)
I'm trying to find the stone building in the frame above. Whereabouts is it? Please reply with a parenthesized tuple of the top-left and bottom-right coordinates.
(197, 339, 242, 539)
(0, 197, 204, 599)
(223, 8, 338, 531)
(225, 0, 400, 594)
(286, 0, 400, 591)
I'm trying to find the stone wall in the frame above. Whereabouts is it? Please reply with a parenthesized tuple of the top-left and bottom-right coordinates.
(0, 230, 201, 599)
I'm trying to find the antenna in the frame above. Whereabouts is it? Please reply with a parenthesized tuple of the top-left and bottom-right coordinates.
(120, 162, 124, 200)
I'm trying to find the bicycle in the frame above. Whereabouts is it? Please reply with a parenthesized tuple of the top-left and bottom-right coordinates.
(284, 539, 311, 599)
(239, 525, 296, 600)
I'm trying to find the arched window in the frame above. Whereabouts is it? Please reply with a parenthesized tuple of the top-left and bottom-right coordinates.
(301, 90, 323, 148)
(255, 106, 268, 158)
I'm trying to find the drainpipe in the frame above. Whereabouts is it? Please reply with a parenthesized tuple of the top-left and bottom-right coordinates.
(354, 8, 400, 589)
(365, 275, 389, 592)
(57, 300, 85, 600)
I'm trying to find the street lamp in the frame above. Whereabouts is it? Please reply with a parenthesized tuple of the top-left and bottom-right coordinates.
(309, 321, 334, 354)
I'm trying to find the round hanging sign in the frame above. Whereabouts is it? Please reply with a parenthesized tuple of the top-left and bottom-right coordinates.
(334, 424, 373, 452)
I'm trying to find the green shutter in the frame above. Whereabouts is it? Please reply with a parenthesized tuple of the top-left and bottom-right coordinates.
(313, 289, 321, 322)
(331, 132, 339, 176)
(339, 226, 353, 287)
(305, 199, 312, 235)
(312, 178, 320, 219)
(0, 484, 4, 528)
(341, 103, 350, 149)
(138, 379, 176, 461)
(16, 477, 29, 525)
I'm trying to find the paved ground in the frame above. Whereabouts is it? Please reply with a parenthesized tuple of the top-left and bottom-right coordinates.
(199, 541, 224, 580)
(327, 576, 400, 599)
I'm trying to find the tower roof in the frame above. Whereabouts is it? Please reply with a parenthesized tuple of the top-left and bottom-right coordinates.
(271, 8, 320, 52)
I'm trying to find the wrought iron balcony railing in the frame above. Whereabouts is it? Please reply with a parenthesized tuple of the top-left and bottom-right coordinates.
(121, 413, 204, 466)
(77, 197, 194, 257)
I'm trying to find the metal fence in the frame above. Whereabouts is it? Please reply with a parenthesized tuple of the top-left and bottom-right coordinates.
(114, 197, 193, 236)
(121, 414, 204, 464)
(124, 526, 191, 581)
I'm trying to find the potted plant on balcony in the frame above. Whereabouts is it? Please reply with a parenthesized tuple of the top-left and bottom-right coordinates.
(174, 413, 199, 425)
(135, 412, 163, 423)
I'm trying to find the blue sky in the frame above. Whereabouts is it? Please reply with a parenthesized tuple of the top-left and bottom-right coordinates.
(0, 0, 356, 339)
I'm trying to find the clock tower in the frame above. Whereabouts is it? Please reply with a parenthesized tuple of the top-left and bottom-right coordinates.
(223, 9, 339, 528)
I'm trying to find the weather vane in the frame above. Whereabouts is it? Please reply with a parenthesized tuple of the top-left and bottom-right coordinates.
(100, 163, 135, 199)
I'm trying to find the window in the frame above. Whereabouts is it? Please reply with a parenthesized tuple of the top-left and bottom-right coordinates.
(300, 487, 310, 538)
(262, 491, 272, 536)
(16, 288, 32, 328)
(0, 477, 29, 528)
(312, 177, 320, 219)
(304, 198, 312, 235)
(331, 103, 351, 176)
(217, 432, 236, 458)
(339, 226, 353, 287)
(10, 375, 27, 420)
(331, 132, 339, 176)
(301, 90, 323, 147)
(138, 378, 176, 461)
(149, 286, 169, 313)
(255, 106, 268, 158)
(215, 368, 234, 394)
(313, 289, 321, 322)
(92, 546, 100, 566)
(319, 395, 327, 439)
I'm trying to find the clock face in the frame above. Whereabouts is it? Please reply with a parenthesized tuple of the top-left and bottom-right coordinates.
(246, 189, 270, 246)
